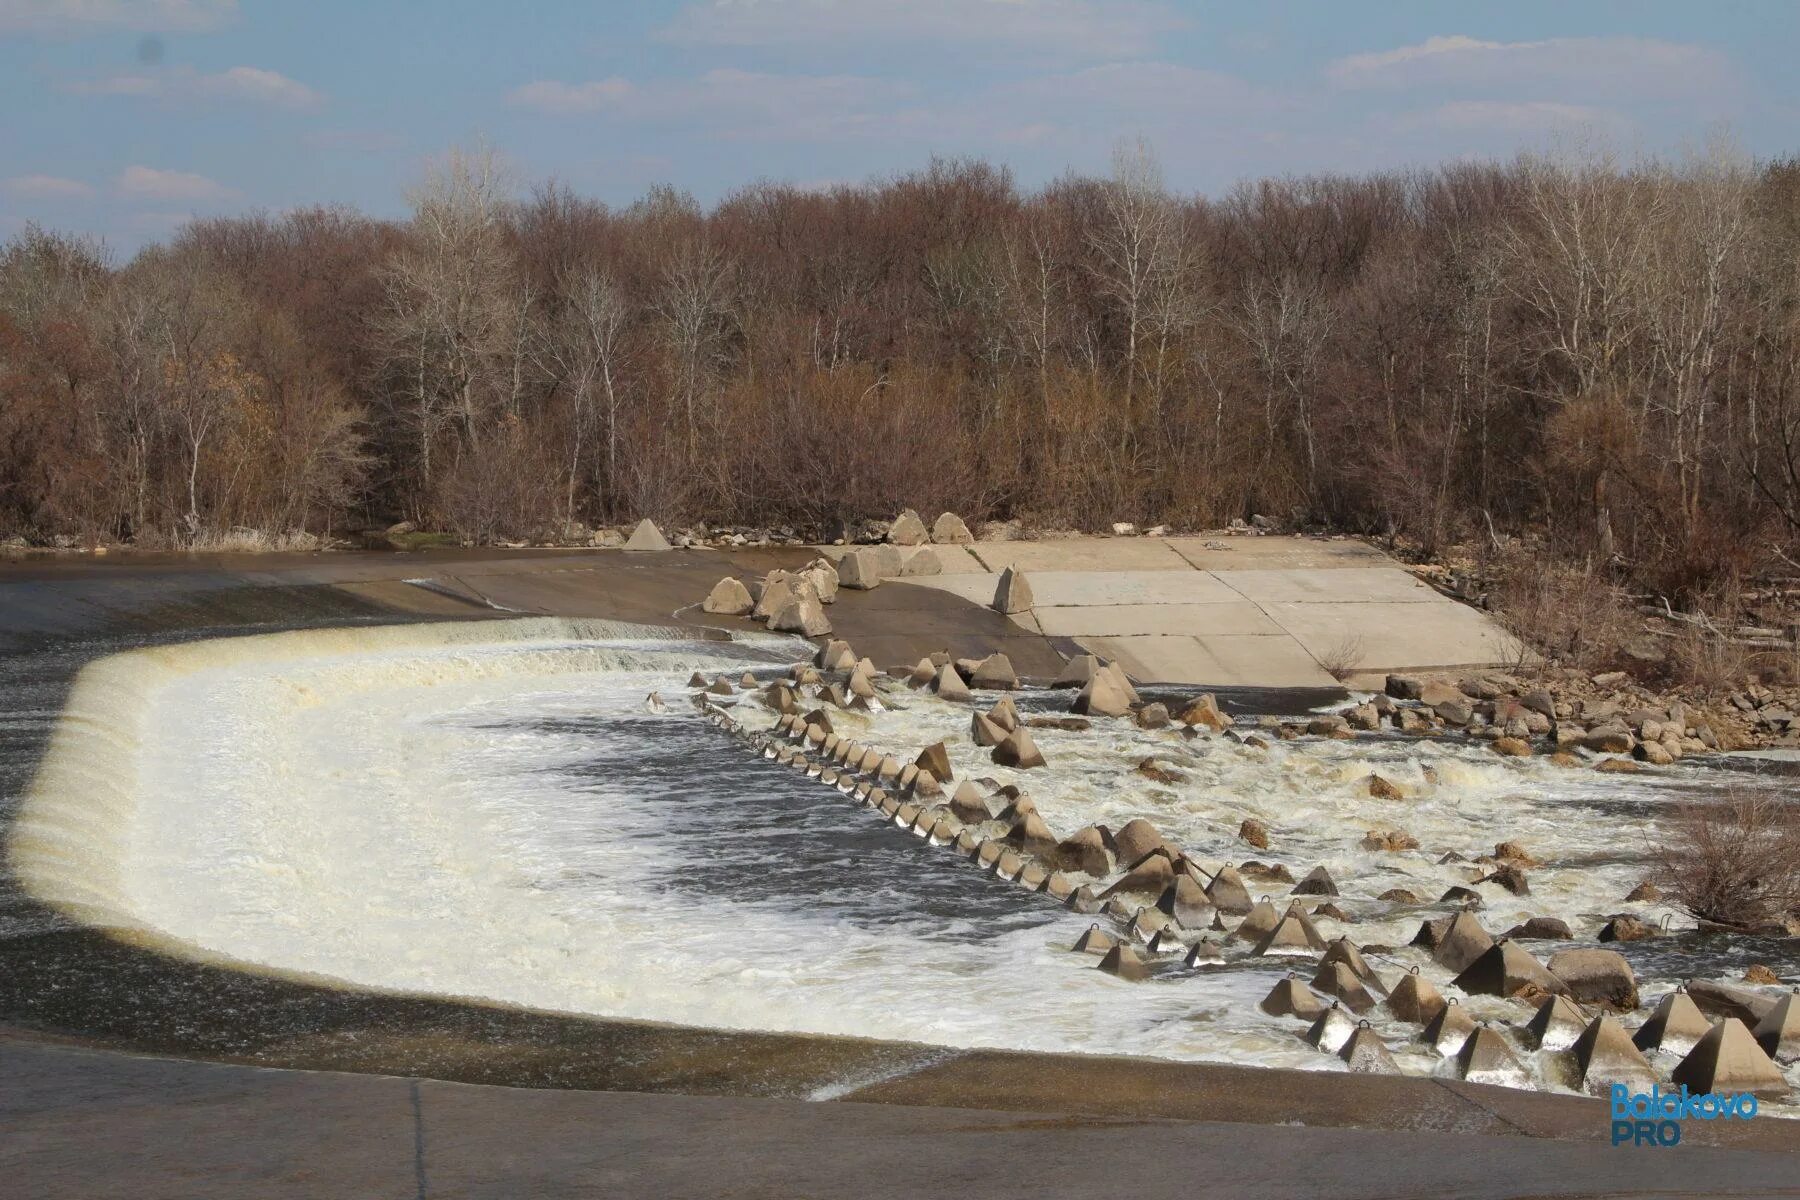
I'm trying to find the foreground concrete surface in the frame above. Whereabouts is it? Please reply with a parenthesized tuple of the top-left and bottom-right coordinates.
(7, 1036, 1796, 1200)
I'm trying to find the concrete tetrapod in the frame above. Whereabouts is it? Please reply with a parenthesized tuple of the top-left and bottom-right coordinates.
(1112, 819, 1168, 865)
(992, 726, 1046, 769)
(1338, 1025, 1400, 1074)
(1319, 937, 1382, 991)
(1670, 1018, 1791, 1100)
(1455, 1026, 1531, 1089)
(1252, 913, 1319, 958)
(988, 695, 1021, 732)
(1524, 994, 1589, 1052)
(622, 518, 672, 551)
(1055, 826, 1112, 877)
(1427, 911, 1495, 975)
(1752, 992, 1800, 1064)
(1291, 865, 1339, 897)
(1633, 989, 1713, 1058)
(1384, 970, 1446, 1025)
(1098, 944, 1151, 982)
(931, 662, 971, 702)
(993, 566, 1034, 615)
(1261, 976, 1328, 1020)
(1311, 961, 1377, 1014)
(914, 742, 953, 784)
(1570, 1015, 1657, 1097)
(970, 711, 1007, 747)
(1229, 898, 1281, 944)
(1050, 654, 1100, 689)
(1304, 1004, 1357, 1054)
(1072, 671, 1132, 718)
(1205, 865, 1255, 915)
(1452, 940, 1568, 1000)
(1423, 1000, 1478, 1057)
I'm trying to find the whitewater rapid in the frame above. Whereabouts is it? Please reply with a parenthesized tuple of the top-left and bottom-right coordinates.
(9, 617, 1792, 1087)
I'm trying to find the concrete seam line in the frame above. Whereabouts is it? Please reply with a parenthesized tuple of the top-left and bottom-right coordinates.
(411, 1077, 428, 1200)
(1428, 1079, 1539, 1140)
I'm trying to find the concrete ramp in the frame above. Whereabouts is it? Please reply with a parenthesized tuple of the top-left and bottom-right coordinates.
(892, 537, 1520, 687)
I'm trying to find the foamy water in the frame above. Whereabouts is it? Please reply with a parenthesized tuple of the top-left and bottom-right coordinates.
(10, 617, 1796, 1096)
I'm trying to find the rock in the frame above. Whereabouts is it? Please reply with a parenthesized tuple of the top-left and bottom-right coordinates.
(752, 576, 796, 621)
(1546, 948, 1637, 1010)
(1572, 1015, 1658, 1097)
(887, 509, 928, 546)
(1292, 865, 1339, 896)
(1241, 861, 1293, 884)
(1344, 704, 1381, 731)
(1175, 694, 1231, 731)
(915, 742, 953, 784)
(1134, 757, 1183, 784)
(931, 512, 974, 544)
(1385, 971, 1445, 1024)
(1238, 818, 1270, 850)
(800, 558, 840, 604)
(1753, 993, 1800, 1064)
(1378, 888, 1419, 905)
(992, 727, 1045, 769)
(1635, 990, 1714, 1057)
(1744, 964, 1781, 986)
(1307, 715, 1350, 736)
(1360, 829, 1417, 852)
(1492, 736, 1532, 757)
(1624, 880, 1662, 903)
(1072, 923, 1116, 955)
(1492, 841, 1538, 867)
(702, 576, 754, 615)
(1429, 911, 1495, 975)
(1685, 980, 1779, 1026)
(1671, 1018, 1791, 1100)
(1504, 916, 1572, 941)
(1594, 757, 1639, 773)
(969, 653, 1018, 690)
(1525, 994, 1589, 1051)
(1454, 1026, 1530, 1088)
(771, 596, 832, 637)
(1098, 944, 1151, 981)
(1338, 1027, 1399, 1074)
(993, 566, 1033, 614)
(1599, 915, 1655, 943)
(1481, 864, 1530, 896)
(1582, 725, 1635, 753)
(1072, 671, 1133, 718)
(1134, 702, 1170, 729)
(1364, 774, 1404, 800)
(1261, 976, 1327, 1020)
(1385, 675, 1424, 700)
(622, 518, 672, 551)
(1423, 1000, 1478, 1057)
(931, 662, 971, 702)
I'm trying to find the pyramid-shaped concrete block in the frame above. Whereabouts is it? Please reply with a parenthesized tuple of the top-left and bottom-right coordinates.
(1571, 1015, 1657, 1097)
(1753, 992, 1800, 1064)
(993, 566, 1034, 614)
(1455, 1026, 1530, 1088)
(1671, 1018, 1790, 1100)
(1633, 990, 1712, 1057)
(622, 518, 671, 551)
(1524, 993, 1589, 1052)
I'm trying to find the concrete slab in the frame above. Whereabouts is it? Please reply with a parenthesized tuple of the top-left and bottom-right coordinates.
(1263, 599, 1521, 673)
(1033, 602, 1283, 639)
(1166, 537, 1391, 571)
(1217, 567, 1442, 604)
(1080, 634, 1338, 688)
(968, 539, 1192, 572)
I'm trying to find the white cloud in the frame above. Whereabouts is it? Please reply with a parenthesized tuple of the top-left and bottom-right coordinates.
(657, 0, 1184, 59)
(1327, 34, 1735, 100)
(0, 0, 235, 35)
(3, 173, 96, 199)
(71, 64, 322, 108)
(116, 164, 235, 201)
(510, 70, 916, 140)
(1419, 99, 1617, 134)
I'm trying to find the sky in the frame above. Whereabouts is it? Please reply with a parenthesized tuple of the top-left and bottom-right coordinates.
(3, 0, 1797, 253)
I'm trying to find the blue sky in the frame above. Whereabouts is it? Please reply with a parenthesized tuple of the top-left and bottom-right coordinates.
(3, 1, 1796, 253)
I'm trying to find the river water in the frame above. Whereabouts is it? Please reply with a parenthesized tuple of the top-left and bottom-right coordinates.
(3, 613, 1796, 1100)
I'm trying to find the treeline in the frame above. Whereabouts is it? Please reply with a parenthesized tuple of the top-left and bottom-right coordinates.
(4, 141, 1800, 597)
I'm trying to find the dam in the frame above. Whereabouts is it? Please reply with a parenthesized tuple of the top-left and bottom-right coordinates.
(4, 536, 1798, 1194)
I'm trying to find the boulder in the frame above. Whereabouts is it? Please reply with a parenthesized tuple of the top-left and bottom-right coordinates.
(1385, 674, 1424, 700)
(1175, 694, 1231, 731)
(969, 653, 1018, 690)
(753, 576, 797, 621)
(1671, 1019, 1791, 1100)
(1072, 672, 1133, 718)
(1524, 994, 1589, 1051)
(1453, 940, 1567, 1000)
(931, 512, 974, 544)
(1546, 948, 1638, 1010)
(1571, 1015, 1658, 1097)
(1134, 702, 1170, 729)
(1685, 979, 1778, 1026)
(887, 508, 928, 546)
(992, 727, 1046, 769)
(1599, 914, 1655, 943)
(1492, 736, 1532, 757)
(993, 566, 1034, 615)
(622, 518, 672, 551)
(1504, 916, 1572, 941)
(800, 558, 840, 604)
(702, 576, 754, 615)
(1454, 1026, 1529, 1088)
(1261, 976, 1327, 1020)
(1292, 865, 1339, 897)
(1238, 818, 1270, 850)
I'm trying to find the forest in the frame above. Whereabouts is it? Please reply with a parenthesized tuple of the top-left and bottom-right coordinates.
(4, 140, 1800, 611)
